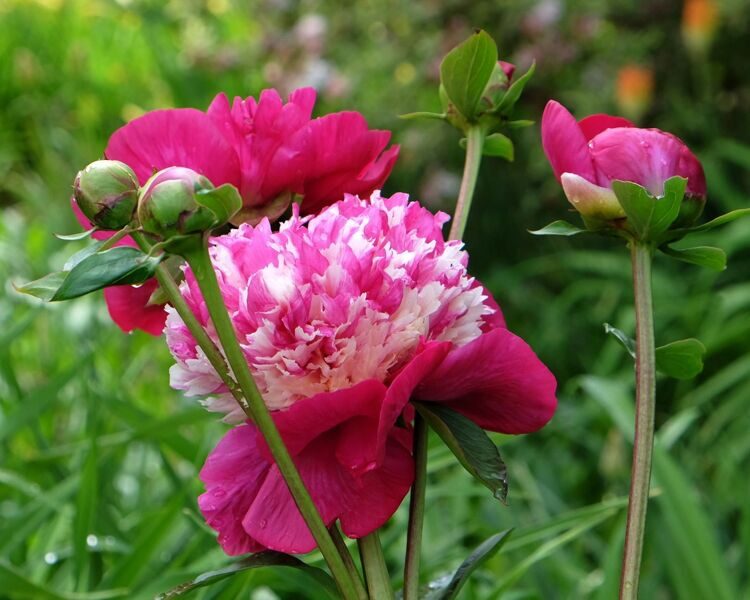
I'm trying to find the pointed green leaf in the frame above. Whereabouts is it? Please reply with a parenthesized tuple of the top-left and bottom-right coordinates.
(196, 183, 242, 224)
(155, 551, 339, 599)
(422, 530, 513, 600)
(661, 245, 727, 271)
(14, 271, 67, 301)
(655, 338, 706, 380)
(52, 247, 162, 301)
(55, 227, 98, 241)
(399, 111, 447, 121)
(673, 207, 750, 236)
(612, 176, 685, 240)
(416, 403, 508, 502)
(440, 30, 498, 121)
(495, 61, 536, 115)
(529, 220, 587, 236)
(507, 119, 535, 128)
(603, 323, 636, 358)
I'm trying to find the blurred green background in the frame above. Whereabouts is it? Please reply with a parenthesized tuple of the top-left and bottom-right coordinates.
(2, 0, 749, 598)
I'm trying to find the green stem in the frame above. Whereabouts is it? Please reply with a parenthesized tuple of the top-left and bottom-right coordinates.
(620, 241, 656, 600)
(329, 525, 368, 599)
(403, 415, 428, 600)
(448, 126, 485, 241)
(130, 232, 246, 410)
(99, 226, 133, 251)
(184, 242, 361, 600)
(358, 532, 394, 600)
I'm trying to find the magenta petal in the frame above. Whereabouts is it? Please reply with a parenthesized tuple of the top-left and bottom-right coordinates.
(244, 432, 412, 553)
(199, 424, 268, 556)
(338, 434, 414, 539)
(415, 328, 557, 434)
(374, 341, 452, 464)
(105, 108, 241, 188)
(541, 100, 597, 183)
(499, 60, 516, 82)
(578, 113, 634, 141)
(103, 281, 166, 336)
(270, 380, 387, 458)
(589, 127, 685, 195)
(675, 138, 707, 198)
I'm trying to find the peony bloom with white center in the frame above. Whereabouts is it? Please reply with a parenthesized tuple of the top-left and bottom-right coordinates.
(166, 191, 557, 555)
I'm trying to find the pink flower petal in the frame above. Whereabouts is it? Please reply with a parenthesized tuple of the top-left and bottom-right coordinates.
(578, 114, 634, 141)
(415, 327, 557, 434)
(589, 127, 685, 195)
(103, 281, 166, 336)
(105, 108, 241, 188)
(198, 424, 269, 556)
(541, 100, 597, 183)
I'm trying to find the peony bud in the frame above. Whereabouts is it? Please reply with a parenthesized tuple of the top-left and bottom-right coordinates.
(137, 167, 218, 240)
(73, 160, 139, 230)
(480, 60, 516, 109)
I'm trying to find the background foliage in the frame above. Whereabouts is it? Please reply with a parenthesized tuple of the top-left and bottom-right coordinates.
(1, 0, 749, 598)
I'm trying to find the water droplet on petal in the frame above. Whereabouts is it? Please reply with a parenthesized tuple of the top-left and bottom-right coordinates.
(258, 519, 267, 528)
(212, 488, 227, 498)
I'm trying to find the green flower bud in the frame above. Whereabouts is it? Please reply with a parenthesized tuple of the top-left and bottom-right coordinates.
(73, 160, 139, 230)
(137, 167, 218, 240)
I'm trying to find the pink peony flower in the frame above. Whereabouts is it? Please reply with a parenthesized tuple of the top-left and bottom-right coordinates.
(166, 192, 557, 554)
(541, 100, 706, 219)
(207, 88, 399, 221)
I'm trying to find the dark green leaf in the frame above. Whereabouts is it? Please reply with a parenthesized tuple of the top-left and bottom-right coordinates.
(422, 530, 513, 600)
(603, 323, 635, 358)
(155, 552, 339, 599)
(52, 247, 161, 301)
(416, 403, 508, 502)
(495, 61, 536, 115)
(55, 227, 97, 241)
(612, 176, 685, 240)
(14, 272, 67, 301)
(655, 338, 706, 380)
(440, 30, 498, 121)
(529, 220, 586, 237)
(399, 111, 447, 121)
(196, 183, 242, 224)
(64, 240, 106, 271)
(661, 245, 727, 271)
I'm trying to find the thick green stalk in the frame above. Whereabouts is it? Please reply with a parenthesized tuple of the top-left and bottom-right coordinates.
(130, 232, 246, 410)
(184, 242, 361, 600)
(358, 532, 394, 600)
(403, 415, 428, 600)
(448, 126, 485, 241)
(620, 241, 656, 599)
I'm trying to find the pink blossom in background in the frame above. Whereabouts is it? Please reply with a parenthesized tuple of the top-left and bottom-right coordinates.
(541, 100, 706, 218)
(74, 86, 399, 335)
(207, 88, 399, 221)
(166, 192, 557, 554)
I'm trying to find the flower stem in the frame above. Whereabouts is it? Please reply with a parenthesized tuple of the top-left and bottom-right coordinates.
(620, 240, 656, 600)
(330, 525, 368, 599)
(130, 232, 246, 408)
(184, 242, 363, 600)
(448, 125, 485, 241)
(358, 531, 394, 600)
(403, 414, 428, 599)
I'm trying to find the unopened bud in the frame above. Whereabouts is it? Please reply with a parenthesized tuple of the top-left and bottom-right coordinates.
(137, 167, 217, 239)
(73, 160, 139, 230)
